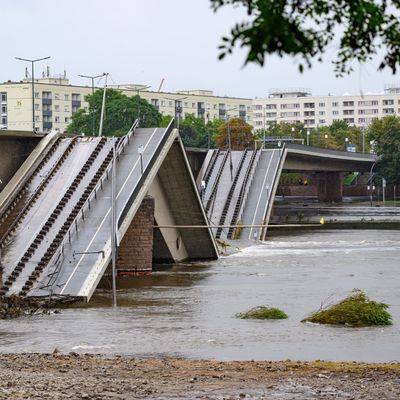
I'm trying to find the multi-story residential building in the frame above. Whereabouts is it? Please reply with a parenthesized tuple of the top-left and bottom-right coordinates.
(110, 84, 252, 125)
(252, 86, 400, 130)
(0, 75, 252, 133)
(0, 75, 91, 133)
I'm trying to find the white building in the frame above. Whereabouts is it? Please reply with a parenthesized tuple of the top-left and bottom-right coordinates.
(0, 74, 252, 133)
(252, 86, 400, 130)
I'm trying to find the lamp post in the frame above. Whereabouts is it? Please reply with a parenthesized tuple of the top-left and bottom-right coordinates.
(78, 73, 106, 136)
(15, 56, 51, 132)
(136, 85, 151, 127)
(345, 137, 349, 151)
(369, 161, 377, 207)
(226, 107, 238, 180)
(167, 96, 187, 131)
(306, 129, 310, 146)
(324, 133, 328, 148)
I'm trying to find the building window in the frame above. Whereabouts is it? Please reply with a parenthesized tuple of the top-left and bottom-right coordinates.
(0, 93, 6, 102)
(169, 101, 173, 107)
(319, 102, 325, 107)
(42, 91, 52, 100)
(34, 104, 40, 111)
(343, 109, 354, 115)
(1, 116, 7, 125)
(265, 104, 276, 109)
(55, 105, 60, 112)
(358, 100, 378, 107)
(319, 111, 325, 115)
(255, 104, 262, 110)
(1, 105, 6, 114)
(304, 102, 315, 108)
(72, 93, 81, 101)
(64, 94, 69, 101)
(383, 108, 395, 114)
(332, 110, 339, 115)
(54, 93, 60, 100)
(383, 99, 394, 106)
(343, 101, 354, 107)
(332, 102, 338, 107)
(64, 106, 69, 112)
(35, 92, 40, 99)
(319, 119, 326, 124)
(55, 116, 60, 123)
(65, 117, 69, 123)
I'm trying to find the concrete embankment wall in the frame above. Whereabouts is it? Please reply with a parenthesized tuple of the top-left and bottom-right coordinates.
(0, 133, 41, 192)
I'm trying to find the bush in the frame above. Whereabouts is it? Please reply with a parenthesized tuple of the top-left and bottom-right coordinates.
(302, 289, 392, 327)
(237, 306, 288, 320)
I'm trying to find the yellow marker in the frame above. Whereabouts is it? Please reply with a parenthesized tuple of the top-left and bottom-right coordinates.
(320, 217, 325, 225)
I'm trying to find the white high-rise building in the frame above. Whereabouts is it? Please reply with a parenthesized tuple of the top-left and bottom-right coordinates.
(252, 86, 400, 130)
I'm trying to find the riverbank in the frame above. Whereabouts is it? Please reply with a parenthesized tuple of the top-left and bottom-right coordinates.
(0, 353, 399, 399)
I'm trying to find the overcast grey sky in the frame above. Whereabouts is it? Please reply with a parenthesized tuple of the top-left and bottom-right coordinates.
(2, 0, 399, 98)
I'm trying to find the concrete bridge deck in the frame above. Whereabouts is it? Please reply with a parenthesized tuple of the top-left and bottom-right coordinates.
(0, 123, 217, 301)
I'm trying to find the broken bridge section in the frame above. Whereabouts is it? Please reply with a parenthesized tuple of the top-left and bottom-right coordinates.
(200, 148, 285, 240)
(0, 122, 217, 302)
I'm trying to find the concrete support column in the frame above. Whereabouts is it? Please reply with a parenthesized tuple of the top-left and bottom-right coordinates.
(116, 195, 155, 275)
(316, 172, 343, 202)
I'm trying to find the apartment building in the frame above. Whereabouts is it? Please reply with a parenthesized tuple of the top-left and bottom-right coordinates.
(0, 75, 252, 133)
(253, 86, 400, 130)
(0, 75, 91, 133)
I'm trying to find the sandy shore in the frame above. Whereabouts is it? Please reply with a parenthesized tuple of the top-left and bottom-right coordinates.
(0, 353, 399, 399)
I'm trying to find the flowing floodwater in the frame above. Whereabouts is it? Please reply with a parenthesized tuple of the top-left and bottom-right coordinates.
(0, 229, 399, 362)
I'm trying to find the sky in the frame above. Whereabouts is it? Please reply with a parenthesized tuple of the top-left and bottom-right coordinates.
(2, 0, 399, 99)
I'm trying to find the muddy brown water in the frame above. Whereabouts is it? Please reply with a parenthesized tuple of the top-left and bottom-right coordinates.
(0, 229, 399, 362)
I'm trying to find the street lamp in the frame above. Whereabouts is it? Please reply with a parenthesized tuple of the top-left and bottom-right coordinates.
(15, 56, 51, 132)
(369, 161, 377, 207)
(345, 137, 349, 151)
(136, 85, 151, 127)
(78, 73, 106, 136)
(324, 133, 328, 148)
(166, 96, 187, 131)
(306, 129, 310, 146)
(226, 107, 238, 180)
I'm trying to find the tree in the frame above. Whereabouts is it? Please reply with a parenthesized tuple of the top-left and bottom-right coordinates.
(175, 114, 223, 148)
(367, 115, 400, 184)
(215, 117, 254, 149)
(211, 0, 400, 76)
(66, 89, 161, 136)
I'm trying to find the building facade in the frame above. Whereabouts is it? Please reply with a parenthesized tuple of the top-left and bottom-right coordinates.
(0, 76, 252, 133)
(252, 86, 400, 131)
(2, 73, 400, 135)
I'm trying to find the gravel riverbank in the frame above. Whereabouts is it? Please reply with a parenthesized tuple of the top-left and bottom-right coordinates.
(0, 353, 399, 399)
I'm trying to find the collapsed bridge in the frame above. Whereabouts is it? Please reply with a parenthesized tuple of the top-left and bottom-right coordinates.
(0, 123, 218, 302)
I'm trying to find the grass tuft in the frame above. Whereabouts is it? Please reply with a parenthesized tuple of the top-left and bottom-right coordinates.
(302, 289, 392, 327)
(236, 305, 288, 320)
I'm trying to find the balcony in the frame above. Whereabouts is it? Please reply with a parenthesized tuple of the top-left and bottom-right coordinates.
(72, 100, 81, 108)
(42, 98, 52, 105)
(42, 110, 52, 117)
(43, 122, 53, 129)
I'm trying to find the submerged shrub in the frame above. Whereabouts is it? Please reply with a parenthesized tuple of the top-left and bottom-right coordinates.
(302, 289, 392, 327)
(237, 306, 288, 320)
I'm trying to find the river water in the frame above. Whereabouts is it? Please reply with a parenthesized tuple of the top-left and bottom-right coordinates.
(0, 229, 399, 362)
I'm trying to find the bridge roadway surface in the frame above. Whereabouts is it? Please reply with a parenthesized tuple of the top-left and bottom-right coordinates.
(1, 138, 111, 295)
(240, 149, 282, 240)
(201, 149, 283, 240)
(30, 126, 174, 300)
(0, 125, 176, 301)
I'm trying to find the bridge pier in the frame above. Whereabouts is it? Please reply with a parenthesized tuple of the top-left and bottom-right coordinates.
(316, 171, 343, 202)
(116, 195, 155, 275)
